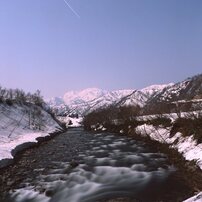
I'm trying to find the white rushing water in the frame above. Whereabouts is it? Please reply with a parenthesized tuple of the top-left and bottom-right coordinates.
(9, 132, 176, 202)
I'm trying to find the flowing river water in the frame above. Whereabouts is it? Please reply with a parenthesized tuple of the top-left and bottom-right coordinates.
(2, 128, 191, 202)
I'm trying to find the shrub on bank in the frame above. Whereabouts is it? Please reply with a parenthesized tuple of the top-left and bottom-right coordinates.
(170, 117, 202, 144)
(83, 105, 140, 130)
(84, 103, 202, 145)
(5, 99, 13, 106)
(146, 117, 172, 127)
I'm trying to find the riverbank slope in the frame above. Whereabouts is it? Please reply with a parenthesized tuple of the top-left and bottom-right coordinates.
(0, 103, 63, 168)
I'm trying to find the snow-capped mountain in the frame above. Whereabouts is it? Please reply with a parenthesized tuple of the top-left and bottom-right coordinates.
(114, 84, 174, 108)
(63, 88, 107, 106)
(47, 84, 171, 116)
(47, 72, 202, 117)
(63, 89, 135, 115)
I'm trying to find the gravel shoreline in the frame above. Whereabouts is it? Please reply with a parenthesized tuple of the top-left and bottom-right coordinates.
(0, 129, 65, 169)
(0, 128, 87, 199)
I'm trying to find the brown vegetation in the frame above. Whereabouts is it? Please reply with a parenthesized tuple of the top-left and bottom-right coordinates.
(170, 116, 202, 144)
(84, 103, 202, 144)
(83, 105, 141, 130)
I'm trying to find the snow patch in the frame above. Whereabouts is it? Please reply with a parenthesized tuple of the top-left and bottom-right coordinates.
(183, 192, 202, 202)
(135, 124, 202, 169)
(57, 116, 82, 127)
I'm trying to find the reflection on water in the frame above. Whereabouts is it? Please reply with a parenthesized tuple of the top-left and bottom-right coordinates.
(9, 131, 176, 202)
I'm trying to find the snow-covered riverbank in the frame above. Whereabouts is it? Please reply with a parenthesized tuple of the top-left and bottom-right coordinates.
(88, 113, 202, 202)
(0, 103, 62, 167)
(135, 124, 202, 170)
(134, 123, 202, 202)
(1, 128, 196, 202)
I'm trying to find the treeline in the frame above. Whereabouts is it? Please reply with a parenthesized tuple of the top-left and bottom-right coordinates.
(170, 115, 202, 144)
(143, 100, 202, 115)
(0, 86, 44, 107)
(83, 105, 202, 143)
(83, 104, 175, 131)
(84, 100, 202, 130)
(83, 105, 141, 130)
(0, 85, 66, 130)
(83, 100, 202, 130)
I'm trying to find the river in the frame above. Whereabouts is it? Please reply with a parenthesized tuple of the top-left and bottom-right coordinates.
(2, 128, 191, 202)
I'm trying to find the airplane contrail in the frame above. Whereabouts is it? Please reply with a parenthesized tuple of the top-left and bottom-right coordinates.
(63, 0, 80, 19)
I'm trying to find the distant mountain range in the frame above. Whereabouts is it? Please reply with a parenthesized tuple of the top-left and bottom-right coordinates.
(47, 74, 202, 116)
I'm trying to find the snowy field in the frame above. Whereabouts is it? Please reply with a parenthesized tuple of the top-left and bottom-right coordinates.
(0, 103, 61, 166)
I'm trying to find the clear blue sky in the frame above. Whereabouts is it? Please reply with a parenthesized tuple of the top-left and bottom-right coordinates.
(0, 0, 202, 98)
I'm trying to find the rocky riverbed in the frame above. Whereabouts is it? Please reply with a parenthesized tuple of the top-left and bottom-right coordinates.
(0, 128, 199, 202)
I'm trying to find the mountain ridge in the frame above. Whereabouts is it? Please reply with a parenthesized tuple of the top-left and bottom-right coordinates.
(47, 84, 169, 116)
(47, 74, 202, 116)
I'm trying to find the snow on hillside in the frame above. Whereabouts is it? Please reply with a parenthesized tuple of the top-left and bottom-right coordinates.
(149, 74, 202, 103)
(54, 90, 135, 122)
(62, 88, 145, 108)
(0, 103, 62, 167)
(110, 89, 134, 98)
(115, 83, 172, 108)
(116, 90, 148, 107)
(84, 89, 135, 111)
(160, 80, 190, 101)
(63, 88, 107, 105)
(48, 85, 170, 116)
(51, 88, 135, 116)
(48, 74, 202, 117)
(140, 83, 174, 97)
